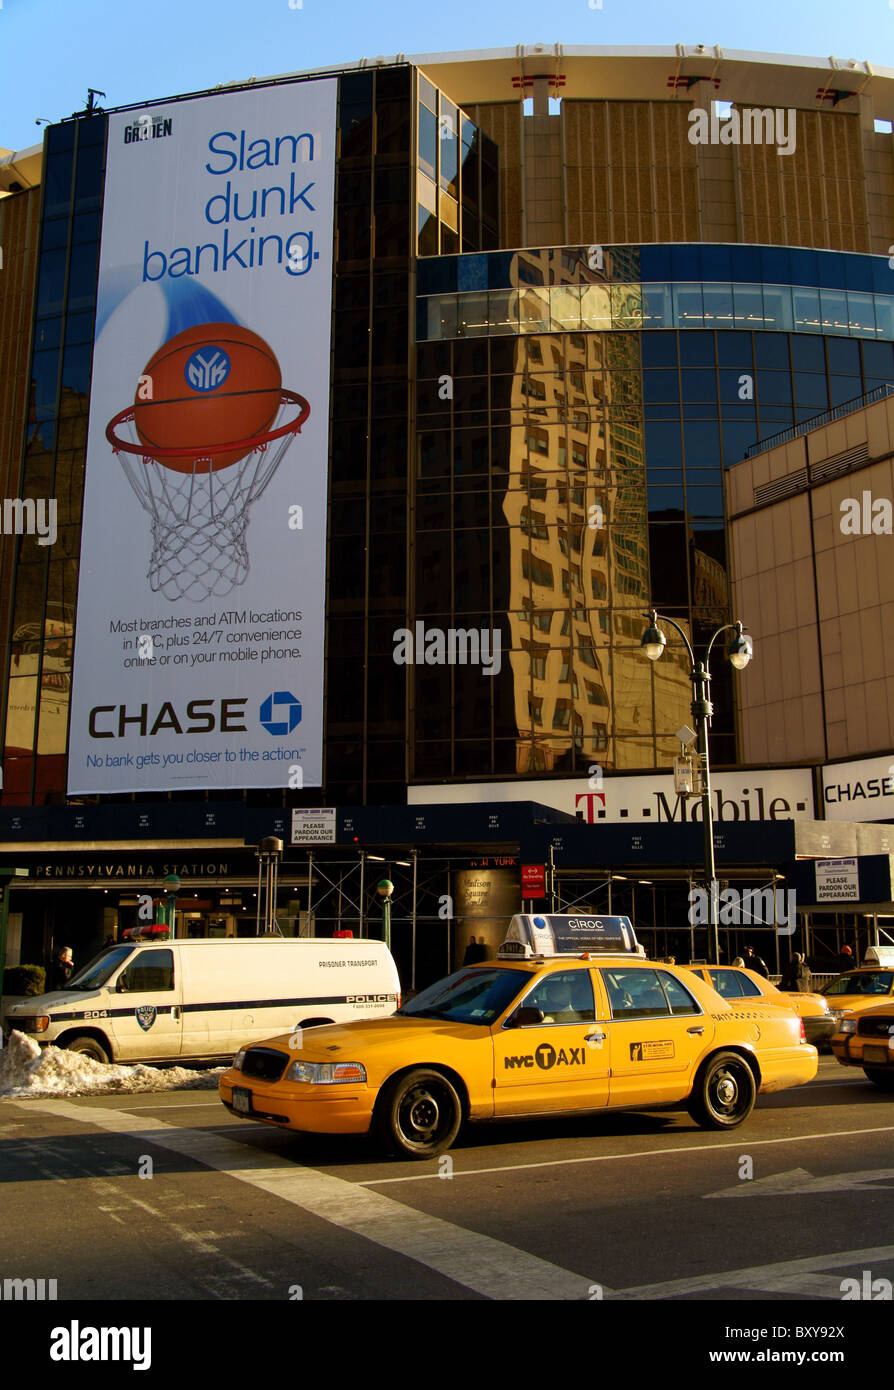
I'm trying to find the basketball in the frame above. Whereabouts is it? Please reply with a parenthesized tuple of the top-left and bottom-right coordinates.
(132, 322, 282, 472)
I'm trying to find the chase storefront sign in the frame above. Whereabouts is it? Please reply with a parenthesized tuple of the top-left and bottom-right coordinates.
(822, 754, 894, 823)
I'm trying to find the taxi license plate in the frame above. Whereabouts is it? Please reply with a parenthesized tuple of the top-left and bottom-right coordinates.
(863, 1045, 890, 1065)
(232, 1087, 253, 1114)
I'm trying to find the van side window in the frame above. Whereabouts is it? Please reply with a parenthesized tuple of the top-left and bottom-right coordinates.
(118, 949, 175, 993)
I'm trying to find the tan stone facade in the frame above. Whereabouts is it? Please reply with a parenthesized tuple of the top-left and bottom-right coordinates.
(726, 392, 894, 765)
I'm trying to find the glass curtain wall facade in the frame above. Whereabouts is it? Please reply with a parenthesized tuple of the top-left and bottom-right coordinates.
(413, 246, 894, 781)
(3, 116, 105, 805)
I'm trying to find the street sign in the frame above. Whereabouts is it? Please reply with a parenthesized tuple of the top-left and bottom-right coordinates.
(291, 809, 337, 845)
(815, 857, 860, 903)
(521, 864, 546, 897)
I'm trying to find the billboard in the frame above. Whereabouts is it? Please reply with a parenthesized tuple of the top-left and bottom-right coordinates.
(822, 753, 894, 823)
(409, 768, 816, 823)
(68, 80, 336, 793)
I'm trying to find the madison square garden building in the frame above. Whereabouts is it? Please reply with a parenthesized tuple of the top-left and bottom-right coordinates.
(2, 45, 894, 986)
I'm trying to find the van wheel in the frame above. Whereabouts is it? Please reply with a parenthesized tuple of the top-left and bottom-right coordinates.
(863, 1067, 894, 1092)
(64, 1035, 111, 1065)
(687, 1051, 756, 1130)
(376, 1069, 462, 1159)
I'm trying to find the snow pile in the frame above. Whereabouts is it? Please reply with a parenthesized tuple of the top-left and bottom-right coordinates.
(0, 1030, 224, 1098)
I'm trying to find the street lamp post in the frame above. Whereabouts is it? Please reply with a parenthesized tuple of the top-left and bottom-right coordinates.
(640, 610, 753, 966)
(376, 879, 394, 952)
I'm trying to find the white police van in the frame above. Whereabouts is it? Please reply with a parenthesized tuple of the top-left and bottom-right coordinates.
(3, 937, 400, 1065)
(499, 913, 645, 959)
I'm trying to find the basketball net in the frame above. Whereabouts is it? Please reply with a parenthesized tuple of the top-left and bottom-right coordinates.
(107, 391, 308, 603)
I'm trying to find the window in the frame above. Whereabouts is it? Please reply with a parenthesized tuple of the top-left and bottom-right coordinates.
(117, 949, 175, 993)
(731, 970, 763, 998)
(519, 969, 596, 1024)
(707, 969, 743, 1000)
(522, 552, 554, 588)
(602, 967, 671, 1019)
(552, 700, 571, 729)
(657, 971, 701, 1015)
(527, 427, 550, 456)
(528, 694, 543, 725)
(520, 508, 549, 539)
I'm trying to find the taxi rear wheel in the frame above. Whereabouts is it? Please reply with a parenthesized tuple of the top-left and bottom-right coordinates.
(863, 1067, 894, 1091)
(687, 1051, 756, 1130)
(376, 1069, 462, 1159)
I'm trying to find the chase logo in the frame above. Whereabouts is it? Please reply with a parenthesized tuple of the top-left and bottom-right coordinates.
(260, 691, 302, 736)
(185, 347, 230, 393)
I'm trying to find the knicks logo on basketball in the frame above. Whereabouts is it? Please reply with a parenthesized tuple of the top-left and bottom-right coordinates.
(185, 347, 231, 393)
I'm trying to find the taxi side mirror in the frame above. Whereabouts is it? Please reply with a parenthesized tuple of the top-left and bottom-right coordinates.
(508, 1006, 545, 1029)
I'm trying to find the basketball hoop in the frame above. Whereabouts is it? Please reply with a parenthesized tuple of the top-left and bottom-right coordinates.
(106, 390, 309, 602)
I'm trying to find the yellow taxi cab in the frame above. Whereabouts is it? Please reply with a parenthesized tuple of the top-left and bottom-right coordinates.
(831, 999, 894, 1090)
(685, 964, 835, 1047)
(822, 967, 894, 1031)
(219, 944, 817, 1159)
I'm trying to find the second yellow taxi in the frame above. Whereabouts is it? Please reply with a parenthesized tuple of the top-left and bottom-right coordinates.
(220, 944, 817, 1158)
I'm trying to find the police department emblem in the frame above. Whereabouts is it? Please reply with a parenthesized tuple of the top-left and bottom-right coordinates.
(136, 1006, 157, 1031)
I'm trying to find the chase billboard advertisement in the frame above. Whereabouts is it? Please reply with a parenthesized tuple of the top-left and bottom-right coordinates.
(68, 80, 336, 793)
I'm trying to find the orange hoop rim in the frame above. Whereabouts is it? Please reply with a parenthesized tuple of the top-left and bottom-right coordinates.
(105, 389, 309, 462)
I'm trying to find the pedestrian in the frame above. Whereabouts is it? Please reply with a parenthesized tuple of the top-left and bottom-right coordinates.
(461, 934, 478, 966)
(837, 945, 855, 973)
(731, 955, 745, 967)
(472, 935, 488, 962)
(779, 952, 812, 992)
(743, 944, 769, 979)
(47, 946, 74, 992)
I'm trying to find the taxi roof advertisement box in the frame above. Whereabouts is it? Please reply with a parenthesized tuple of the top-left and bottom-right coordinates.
(67, 82, 337, 793)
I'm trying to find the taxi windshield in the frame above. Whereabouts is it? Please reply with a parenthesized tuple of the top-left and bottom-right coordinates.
(396, 968, 528, 1025)
(824, 970, 893, 997)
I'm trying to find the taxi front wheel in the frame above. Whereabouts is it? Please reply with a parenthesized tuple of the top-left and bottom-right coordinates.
(376, 1068, 462, 1159)
(687, 1052, 756, 1130)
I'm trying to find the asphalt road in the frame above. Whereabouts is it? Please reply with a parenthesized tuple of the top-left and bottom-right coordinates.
(3, 1056, 893, 1306)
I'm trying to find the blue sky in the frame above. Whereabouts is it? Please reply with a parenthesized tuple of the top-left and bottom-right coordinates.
(1, 0, 893, 154)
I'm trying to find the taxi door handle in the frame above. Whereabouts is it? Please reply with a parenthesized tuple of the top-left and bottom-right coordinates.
(585, 1031, 607, 1043)
(687, 1025, 705, 1035)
